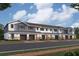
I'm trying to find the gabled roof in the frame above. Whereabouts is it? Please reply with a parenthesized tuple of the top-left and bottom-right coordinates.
(4, 20, 29, 28)
(4, 20, 72, 29)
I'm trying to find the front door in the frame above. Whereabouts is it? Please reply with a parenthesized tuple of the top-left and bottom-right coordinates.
(55, 35, 59, 40)
(42, 35, 45, 40)
(20, 35, 27, 40)
(29, 35, 35, 40)
(70, 36, 72, 39)
(65, 35, 68, 39)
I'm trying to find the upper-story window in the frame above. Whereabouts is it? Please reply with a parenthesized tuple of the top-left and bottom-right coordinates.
(40, 28, 44, 31)
(54, 29, 58, 32)
(46, 28, 48, 31)
(20, 25, 25, 29)
(11, 24, 13, 28)
(64, 30, 68, 34)
(28, 26, 34, 30)
(37, 27, 39, 30)
(59, 29, 62, 33)
(50, 29, 52, 31)
(69, 29, 72, 32)
(60, 29, 62, 31)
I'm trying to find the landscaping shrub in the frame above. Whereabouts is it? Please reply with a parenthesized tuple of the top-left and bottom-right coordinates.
(64, 52, 75, 56)
(0, 29, 4, 40)
(74, 50, 79, 56)
(64, 50, 79, 56)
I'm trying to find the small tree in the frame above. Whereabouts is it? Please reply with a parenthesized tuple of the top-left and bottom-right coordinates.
(70, 3, 79, 10)
(0, 3, 11, 11)
(0, 29, 4, 40)
(0, 3, 11, 40)
(74, 27, 79, 39)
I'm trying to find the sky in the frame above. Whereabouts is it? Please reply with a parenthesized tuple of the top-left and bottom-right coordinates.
(0, 3, 79, 27)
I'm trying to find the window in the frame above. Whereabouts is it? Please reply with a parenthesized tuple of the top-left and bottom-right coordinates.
(11, 24, 13, 28)
(60, 29, 62, 31)
(28, 26, 34, 30)
(70, 36, 72, 39)
(50, 29, 52, 31)
(40, 28, 44, 31)
(37, 27, 39, 30)
(46, 28, 48, 31)
(59, 29, 62, 33)
(64, 30, 68, 34)
(20, 25, 25, 29)
(69, 29, 72, 32)
(54, 29, 58, 32)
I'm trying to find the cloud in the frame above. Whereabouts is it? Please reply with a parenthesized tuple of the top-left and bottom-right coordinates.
(13, 10, 27, 20)
(29, 6, 34, 9)
(11, 4, 78, 27)
(27, 8, 53, 23)
(71, 20, 79, 27)
(19, 3, 25, 5)
(51, 4, 78, 21)
(34, 3, 53, 10)
(62, 4, 67, 10)
(27, 4, 78, 26)
(27, 3, 53, 23)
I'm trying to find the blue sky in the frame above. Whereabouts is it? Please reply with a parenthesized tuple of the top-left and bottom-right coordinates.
(0, 3, 79, 27)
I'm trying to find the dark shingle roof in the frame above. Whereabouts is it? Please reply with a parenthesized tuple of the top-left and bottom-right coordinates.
(26, 22, 64, 28)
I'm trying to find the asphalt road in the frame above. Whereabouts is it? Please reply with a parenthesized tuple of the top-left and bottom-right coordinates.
(0, 40, 79, 52)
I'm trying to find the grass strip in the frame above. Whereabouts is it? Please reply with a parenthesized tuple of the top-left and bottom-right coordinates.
(42, 49, 79, 56)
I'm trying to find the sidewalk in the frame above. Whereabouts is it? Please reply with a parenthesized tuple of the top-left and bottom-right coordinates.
(0, 40, 79, 45)
(23, 40, 79, 43)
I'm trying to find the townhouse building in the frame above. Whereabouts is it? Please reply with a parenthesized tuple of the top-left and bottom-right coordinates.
(4, 20, 75, 40)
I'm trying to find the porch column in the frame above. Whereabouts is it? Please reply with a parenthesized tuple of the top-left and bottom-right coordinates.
(59, 34, 63, 40)
(63, 35, 65, 40)
(27, 34, 29, 40)
(73, 35, 75, 39)
(52, 34, 55, 40)
(37, 34, 41, 40)
(68, 35, 70, 39)
(35, 34, 37, 40)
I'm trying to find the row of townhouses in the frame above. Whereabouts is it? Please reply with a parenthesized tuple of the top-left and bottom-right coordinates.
(4, 20, 75, 40)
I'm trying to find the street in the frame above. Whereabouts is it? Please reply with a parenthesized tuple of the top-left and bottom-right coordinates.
(0, 40, 79, 52)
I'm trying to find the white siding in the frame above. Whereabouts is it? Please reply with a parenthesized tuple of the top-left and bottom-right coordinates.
(4, 33, 20, 40)
(8, 22, 20, 31)
(35, 27, 53, 33)
(14, 34, 20, 40)
(35, 27, 63, 34)
(8, 24, 15, 31)
(4, 33, 11, 40)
